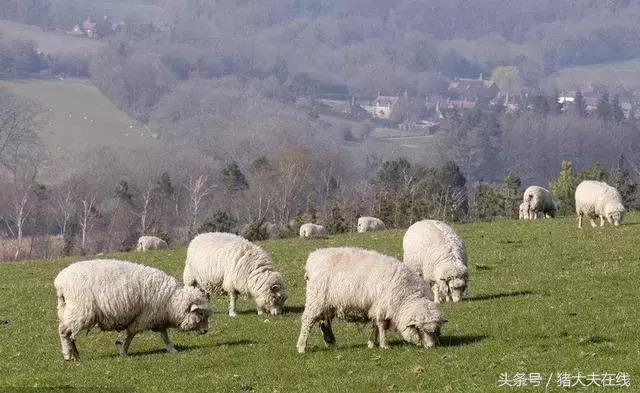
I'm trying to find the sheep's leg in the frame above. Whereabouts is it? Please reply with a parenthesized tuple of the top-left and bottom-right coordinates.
(600, 216, 605, 227)
(159, 329, 178, 353)
(296, 311, 316, 353)
(119, 333, 135, 356)
(590, 218, 597, 228)
(59, 323, 79, 361)
(367, 323, 379, 348)
(319, 317, 336, 348)
(378, 321, 389, 349)
(228, 291, 237, 317)
(431, 283, 442, 304)
(578, 214, 583, 228)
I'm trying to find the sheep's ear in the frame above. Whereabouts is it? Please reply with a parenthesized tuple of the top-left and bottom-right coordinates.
(190, 304, 199, 312)
(271, 284, 280, 292)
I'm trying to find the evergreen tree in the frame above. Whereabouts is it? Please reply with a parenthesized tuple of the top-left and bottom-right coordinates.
(221, 161, 249, 193)
(609, 154, 638, 208)
(596, 93, 611, 121)
(502, 172, 521, 218)
(611, 94, 625, 123)
(549, 160, 577, 215)
(577, 162, 607, 182)
(573, 89, 587, 117)
(325, 204, 348, 234)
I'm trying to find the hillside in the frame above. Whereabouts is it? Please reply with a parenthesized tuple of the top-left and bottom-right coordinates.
(0, 19, 104, 55)
(0, 216, 638, 392)
(546, 58, 640, 92)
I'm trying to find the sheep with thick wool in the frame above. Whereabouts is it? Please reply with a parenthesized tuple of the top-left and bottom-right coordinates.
(183, 232, 287, 317)
(54, 259, 211, 360)
(357, 216, 386, 233)
(518, 202, 528, 219)
(136, 235, 168, 251)
(299, 223, 328, 238)
(297, 247, 446, 353)
(575, 180, 625, 228)
(403, 220, 468, 303)
(522, 186, 557, 219)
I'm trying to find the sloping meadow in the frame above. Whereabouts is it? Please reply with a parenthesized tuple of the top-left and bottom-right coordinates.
(0, 215, 638, 392)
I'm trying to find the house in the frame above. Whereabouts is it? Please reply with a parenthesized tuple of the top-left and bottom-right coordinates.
(448, 74, 500, 102)
(82, 17, 97, 38)
(371, 94, 400, 119)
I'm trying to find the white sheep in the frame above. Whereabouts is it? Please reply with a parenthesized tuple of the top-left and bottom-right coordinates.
(54, 259, 211, 360)
(403, 220, 468, 303)
(575, 180, 625, 228)
(299, 223, 328, 238)
(296, 247, 446, 353)
(518, 202, 528, 219)
(357, 216, 386, 233)
(183, 232, 287, 317)
(136, 235, 168, 251)
(522, 186, 557, 219)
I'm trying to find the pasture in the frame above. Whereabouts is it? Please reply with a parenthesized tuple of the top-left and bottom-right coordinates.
(0, 20, 104, 56)
(0, 216, 639, 392)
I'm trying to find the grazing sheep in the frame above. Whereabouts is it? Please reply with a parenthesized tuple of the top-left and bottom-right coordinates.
(54, 259, 211, 360)
(523, 186, 557, 219)
(136, 235, 168, 251)
(403, 220, 468, 303)
(299, 223, 328, 238)
(297, 247, 446, 353)
(575, 180, 625, 228)
(357, 216, 386, 233)
(183, 232, 287, 317)
(518, 202, 528, 219)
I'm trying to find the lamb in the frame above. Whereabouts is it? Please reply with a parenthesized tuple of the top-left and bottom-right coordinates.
(575, 180, 625, 228)
(296, 247, 446, 353)
(54, 259, 211, 360)
(403, 220, 468, 303)
(357, 216, 386, 233)
(522, 186, 557, 219)
(183, 232, 287, 317)
(136, 235, 168, 251)
(299, 223, 328, 238)
(518, 202, 528, 219)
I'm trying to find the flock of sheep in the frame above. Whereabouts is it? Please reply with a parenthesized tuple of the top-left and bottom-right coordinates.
(54, 179, 624, 360)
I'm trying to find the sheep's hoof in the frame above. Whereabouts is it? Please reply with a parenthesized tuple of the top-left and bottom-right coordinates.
(167, 347, 179, 354)
(297, 346, 306, 354)
(228, 311, 237, 317)
(380, 345, 390, 350)
(367, 341, 375, 349)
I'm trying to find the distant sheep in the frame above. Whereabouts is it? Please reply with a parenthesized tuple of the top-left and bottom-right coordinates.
(297, 247, 446, 353)
(575, 180, 625, 228)
(523, 186, 557, 219)
(54, 259, 211, 360)
(299, 223, 328, 238)
(183, 232, 287, 317)
(136, 236, 168, 251)
(403, 220, 468, 303)
(357, 216, 386, 233)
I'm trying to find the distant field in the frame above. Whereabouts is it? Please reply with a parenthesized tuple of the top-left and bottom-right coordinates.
(547, 58, 640, 91)
(1, 216, 638, 392)
(0, 20, 104, 56)
(0, 79, 157, 180)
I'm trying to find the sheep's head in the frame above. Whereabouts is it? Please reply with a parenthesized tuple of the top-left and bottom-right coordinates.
(434, 264, 468, 303)
(398, 299, 446, 348)
(175, 286, 212, 334)
(605, 203, 625, 226)
(256, 272, 287, 315)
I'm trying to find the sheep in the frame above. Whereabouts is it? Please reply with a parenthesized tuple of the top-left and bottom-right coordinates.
(183, 232, 287, 317)
(522, 186, 557, 219)
(403, 220, 468, 303)
(518, 202, 528, 219)
(575, 180, 625, 228)
(136, 235, 168, 251)
(296, 247, 446, 353)
(299, 223, 328, 238)
(357, 216, 386, 233)
(54, 259, 211, 360)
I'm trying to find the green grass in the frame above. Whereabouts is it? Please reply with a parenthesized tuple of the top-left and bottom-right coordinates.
(1, 216, 639, 392)
(547, 57, 640, 91)
(0, 20, 104, 56)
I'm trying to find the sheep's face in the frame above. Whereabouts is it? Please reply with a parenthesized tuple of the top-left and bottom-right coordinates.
(399, 304, 446, 348)
(256, 274, 287, 315)
(136, 241, 143, 251)
(608, 210, 624, 226)
(447, 277, 468, 303)
(177, 288, 212, 334)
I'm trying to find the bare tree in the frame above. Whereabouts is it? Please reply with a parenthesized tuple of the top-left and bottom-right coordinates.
(138, 181, 155, 235)
(0, 186, 32, 259)
(187, 174, 215, 232)
(51, 186, 76, 236)
(79, 194, 97, 253)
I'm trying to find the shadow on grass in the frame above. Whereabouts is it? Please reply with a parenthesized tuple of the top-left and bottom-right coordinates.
(468, 290, 534, 302)
(230, 305, 305, 315)
(101, 341, 255, 358)
(334, 335, 486, 350)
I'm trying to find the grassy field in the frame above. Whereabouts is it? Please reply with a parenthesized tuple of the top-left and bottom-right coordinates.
(0, 20, 104, 56)
(546, 57, 640, 92)
(1, 216, 639, 392)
